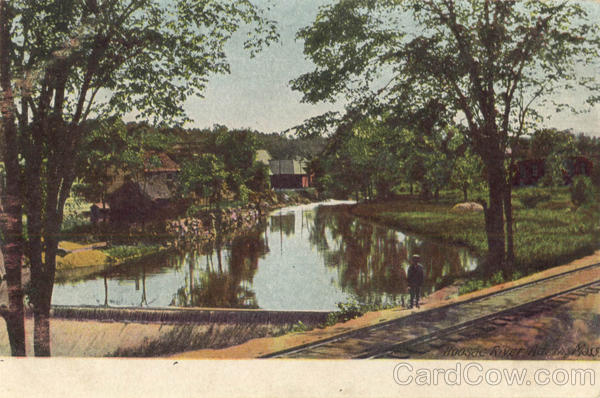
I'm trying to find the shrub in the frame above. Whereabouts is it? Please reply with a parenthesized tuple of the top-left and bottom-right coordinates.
(105, 244, 162, 260)
(490, 271, 505, 285)
(290, 321, 310, 333)
(511, 271, 523, 281)
(236, 184, 251, 204)
(458, 279, 490, 295)
(570, 175, 595, 207)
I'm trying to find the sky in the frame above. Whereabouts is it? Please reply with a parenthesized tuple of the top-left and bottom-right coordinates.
(163, 0, 600, 137)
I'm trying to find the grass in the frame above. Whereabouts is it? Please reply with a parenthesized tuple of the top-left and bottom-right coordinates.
(352, 198, 489, 253)
(58, 241, 87, 251)
(54, 242, 167, 271)
(352, 187, 599, 283)
(56, 250, 110, 270)
(104, 243, 165, 262)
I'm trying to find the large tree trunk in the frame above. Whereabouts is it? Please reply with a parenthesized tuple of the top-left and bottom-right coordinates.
(483, 157, 506, 276)
(504, 176, 515, 277)
(0, 0, 26, 356)
(0, 190, 25, 356)
(33, 306, 50, 356)
(33, 228, 59, 356)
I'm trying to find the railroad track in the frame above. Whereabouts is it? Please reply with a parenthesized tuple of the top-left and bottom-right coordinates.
(262, 262, 600, 359)
(369, 279, 600, 359)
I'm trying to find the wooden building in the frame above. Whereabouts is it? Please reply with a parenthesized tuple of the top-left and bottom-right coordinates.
(107, 152, 180, 222)
(269, 159, 313, 189)
(512, 156, 592, 186)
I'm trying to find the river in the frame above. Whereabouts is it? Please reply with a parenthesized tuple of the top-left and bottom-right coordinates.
(52, 201, 479, 311)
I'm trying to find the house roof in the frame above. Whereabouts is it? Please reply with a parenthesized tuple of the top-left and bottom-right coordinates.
(144, 152, 180, 173)
(109, 177, 173, 202)
(269, 159, 308, 175)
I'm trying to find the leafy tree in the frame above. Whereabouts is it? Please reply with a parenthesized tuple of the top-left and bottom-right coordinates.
(246, 162, 271, 193)
(179, 154, 229, 208)
(292, 0, 599, 275)
(214, 129, 257, 201)
(0, 0, 276, 356)
(73, 117, 129, 206)
(448, 131, 484, 201)
(529, 128, 578, 186)
(451, 148, 484, 202)
(570, 175, 595, 207)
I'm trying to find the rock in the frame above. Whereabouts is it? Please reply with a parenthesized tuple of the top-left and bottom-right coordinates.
(451, 202, 484, 213)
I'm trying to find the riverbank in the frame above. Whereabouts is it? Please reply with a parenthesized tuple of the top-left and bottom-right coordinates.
(54, 189, 318, 278)
(349, 192, 599, 277)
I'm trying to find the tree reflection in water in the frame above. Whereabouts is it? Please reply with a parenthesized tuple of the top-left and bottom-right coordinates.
(309, 206, 478, 306)
(170, 227, 268, 308)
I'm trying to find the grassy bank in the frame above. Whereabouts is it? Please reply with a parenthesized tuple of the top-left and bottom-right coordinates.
(350, 188, 599, 277)
(56, 241, 168, 271)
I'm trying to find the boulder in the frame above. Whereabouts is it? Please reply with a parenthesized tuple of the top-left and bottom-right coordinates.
(451, 202, 484, 213)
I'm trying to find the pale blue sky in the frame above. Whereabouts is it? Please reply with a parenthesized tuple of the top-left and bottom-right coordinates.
(171, 0, 600, 136)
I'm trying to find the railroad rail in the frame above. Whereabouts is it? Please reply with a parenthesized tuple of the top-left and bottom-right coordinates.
(262, 262, 600, 359)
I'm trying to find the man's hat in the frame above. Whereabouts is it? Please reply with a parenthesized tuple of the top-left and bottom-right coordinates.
(411, 254, 420, 261)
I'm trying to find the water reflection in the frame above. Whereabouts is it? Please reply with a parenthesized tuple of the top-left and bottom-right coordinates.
(170, 232, 267, 308)
(52, 203, 479, 310)
(270, 213, 296, 237)
(309, 206, 477, 307)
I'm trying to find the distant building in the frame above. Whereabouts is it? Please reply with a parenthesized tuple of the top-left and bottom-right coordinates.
(269, 159, 313, 189)
(107, 152, 180, 221)
(512, 156, 592, 186)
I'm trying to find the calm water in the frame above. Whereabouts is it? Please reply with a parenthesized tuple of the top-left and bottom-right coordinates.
(52, 202, 479, 311)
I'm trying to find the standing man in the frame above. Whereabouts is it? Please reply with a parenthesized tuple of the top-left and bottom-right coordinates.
(407, 254, 425, 309)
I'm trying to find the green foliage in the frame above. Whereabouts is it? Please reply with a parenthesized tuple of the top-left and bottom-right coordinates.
(511, 271, 523, 281)
(450, 145, 484, 201)
(178, 154, 229, 206)
(104, 244, 163, 261)
(73, 118, 164, 203)
(490, 271, 505, 285)
(290, 321, 310, 333)
(314, 118, 470, 201)
(212, 129, 258, 197)
(174, 126, 277, 210)
(321, 300, 399, 327)
(528, 129, 579, 187)
(247, 163, 271, 193)
(570, 175, 596, 207)
(458, 279, 491, 296)
(236, 184, 251, 204)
